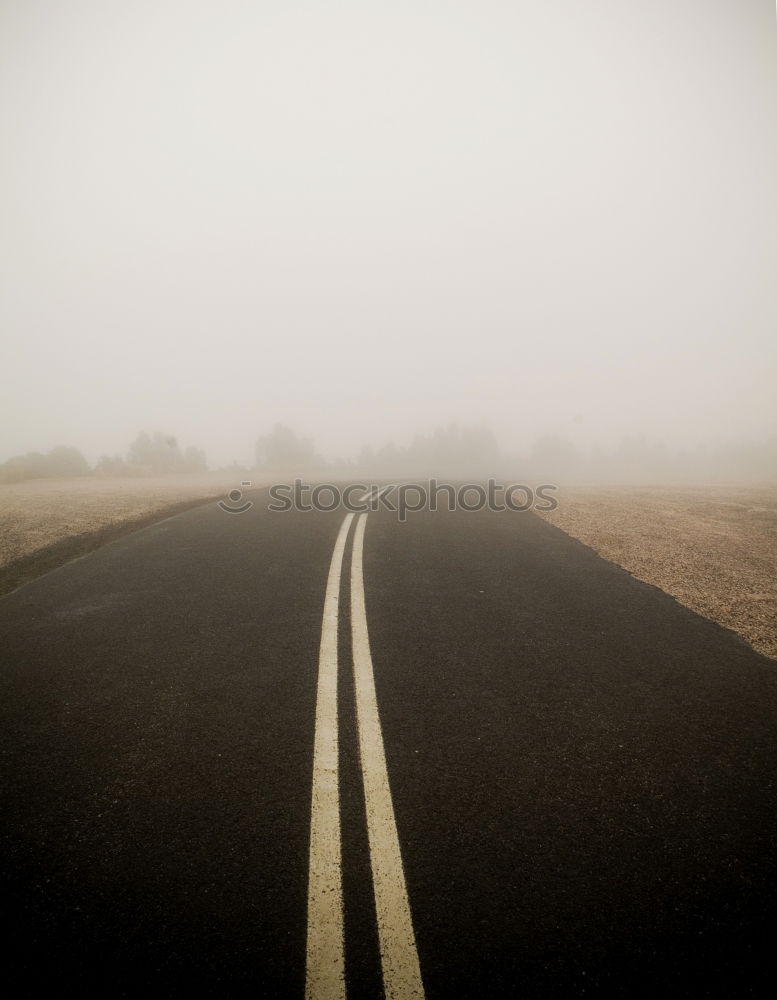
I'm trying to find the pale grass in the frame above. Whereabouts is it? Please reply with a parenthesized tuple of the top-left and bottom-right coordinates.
(539, 485, 777, 660)
(0, 474, 244, 567)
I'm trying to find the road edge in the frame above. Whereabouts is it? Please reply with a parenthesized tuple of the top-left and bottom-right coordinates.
(0, 494, 225, 599)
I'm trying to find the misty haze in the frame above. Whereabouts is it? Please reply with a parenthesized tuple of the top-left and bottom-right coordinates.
(1, 2, 776, 997)
(2, 1, 775, 477)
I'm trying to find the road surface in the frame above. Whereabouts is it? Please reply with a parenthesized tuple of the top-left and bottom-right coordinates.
(1, 492, 776, 997)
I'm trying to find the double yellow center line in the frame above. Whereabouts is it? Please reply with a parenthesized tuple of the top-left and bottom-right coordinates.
(305, 513, 425, 1000)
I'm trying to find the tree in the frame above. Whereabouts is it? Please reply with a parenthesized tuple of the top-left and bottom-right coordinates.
(95, 453, 129, 476)
(127, 431, 188, 474)
(45, 445, 90, 477)
(0, 446, 90, 482)
(255, 424, 323, 472)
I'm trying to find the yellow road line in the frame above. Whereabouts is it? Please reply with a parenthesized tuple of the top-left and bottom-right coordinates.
(305, 513, 354, 1000)
(350, 513, 425, 1000)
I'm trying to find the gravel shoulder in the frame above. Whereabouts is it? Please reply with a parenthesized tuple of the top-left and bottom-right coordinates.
(539, 484, 777, 660)
(0, 474, 247, 596)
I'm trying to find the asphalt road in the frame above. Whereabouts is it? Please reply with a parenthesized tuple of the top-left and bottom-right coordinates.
(1, 491, 776, 997)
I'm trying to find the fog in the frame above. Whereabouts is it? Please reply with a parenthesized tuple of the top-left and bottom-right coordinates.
(2, 1, 775, 481)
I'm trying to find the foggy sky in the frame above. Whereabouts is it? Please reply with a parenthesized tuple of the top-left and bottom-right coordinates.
(2, 0, 775, 468)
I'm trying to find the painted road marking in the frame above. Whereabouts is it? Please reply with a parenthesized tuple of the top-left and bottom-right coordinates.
(305, 513, 354, 1000)
(356, 485, 396, 504)
(351, 514, 425, 1000)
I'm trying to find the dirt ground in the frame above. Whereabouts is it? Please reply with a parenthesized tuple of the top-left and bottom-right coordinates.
(1, 477, 775, 661)
(0, 474, 248, 595)
(539, 485, 777, 660)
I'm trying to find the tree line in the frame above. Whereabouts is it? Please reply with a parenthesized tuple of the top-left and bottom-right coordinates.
(254, 423, 500, 477)
(3, 424, 775, 484)
(0, 432, 207, 483)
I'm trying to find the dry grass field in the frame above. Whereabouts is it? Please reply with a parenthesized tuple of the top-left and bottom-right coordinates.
(0, 474, 245, 595)
(540, 485, 777, 660)
(1, 477, 775, 661)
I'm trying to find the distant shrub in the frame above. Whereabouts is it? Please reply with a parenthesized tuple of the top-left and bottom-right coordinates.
(124, 432, 208, 475)
(255, 424, 324, 473)
(0, 446, 91, 483)
(95, 453, 131, 476)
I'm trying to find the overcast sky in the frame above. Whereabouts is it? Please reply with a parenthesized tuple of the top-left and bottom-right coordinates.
(1, 0, 775, 467)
